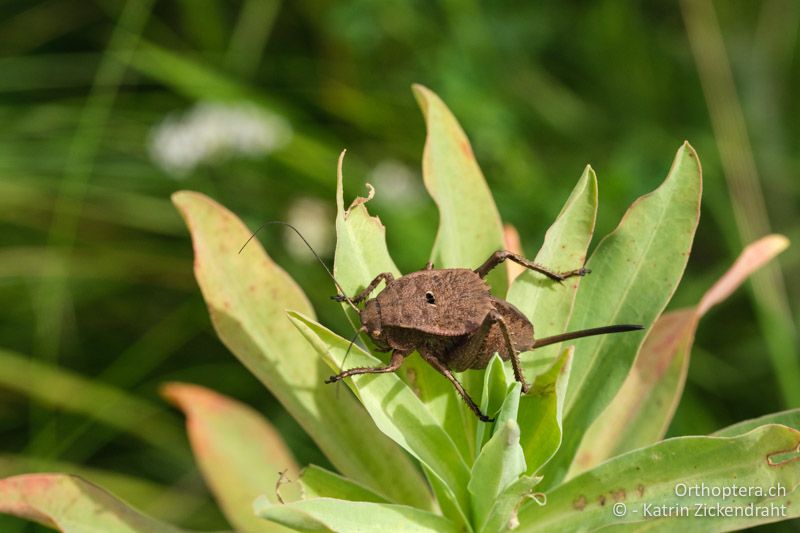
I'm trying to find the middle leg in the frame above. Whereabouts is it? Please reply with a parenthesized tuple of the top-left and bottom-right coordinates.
(489, 310, 530, 393)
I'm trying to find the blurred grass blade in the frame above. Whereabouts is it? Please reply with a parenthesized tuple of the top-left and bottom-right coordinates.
(540, 143, 702, 488)
(518, 347, 572, 476)
(299, 465, 389, 503)
(162, 382, 298, 532)
(517, 425, 800, 531)
(289, 311, 469, 521)
(0, 455, 211, 528)
(254, 496, 460, 533)
(0, 348, 187, 463)
(171, 191, 429, 509)
(0, 474, 186, 532)
(682, 0, 800, 408)
(412, 84, 507, 294)
(507, 166, 596, 386)
(713, 408, 800, 437)
(333, 152, 473, 464)
(572, 234, 789, 473)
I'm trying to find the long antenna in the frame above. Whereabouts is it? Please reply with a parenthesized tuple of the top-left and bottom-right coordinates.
(239, 221, 360, 314)
(531, 324, 644, 349)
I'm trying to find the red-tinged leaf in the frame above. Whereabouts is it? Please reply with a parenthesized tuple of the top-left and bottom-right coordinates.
(0, 474, 186, 532)
(162, 382, 298, 532)
(572, 235, 789, 473)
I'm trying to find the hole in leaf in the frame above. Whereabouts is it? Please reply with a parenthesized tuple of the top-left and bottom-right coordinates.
(768, 443, 800, 466)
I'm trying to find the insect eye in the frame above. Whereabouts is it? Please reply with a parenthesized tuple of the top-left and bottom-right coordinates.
(425, 291, 436, 305)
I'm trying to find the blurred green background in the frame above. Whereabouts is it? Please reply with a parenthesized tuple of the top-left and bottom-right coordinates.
(1, 0, 798, 530)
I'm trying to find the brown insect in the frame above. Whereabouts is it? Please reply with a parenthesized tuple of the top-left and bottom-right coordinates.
(327, 251, 643, 422)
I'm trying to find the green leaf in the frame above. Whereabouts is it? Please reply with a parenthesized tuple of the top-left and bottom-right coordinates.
(541, 143, 702, 487)
(0, 474, 186, 532)
(480, 475, 541, 533)
(412, 84, 507, 295)
(518, 347, 573, 476)
(289, 311, 470, 522)
(713, 409, 800, 438)
(161, 382, 297, 532)
(507, 166, 597, 379)
(254, 497, 460, 533)
(299, 465, 389, 504)
(475, 355, 510, 454)
(469, 417, 526, 531)
(572, 234, 789, 474)
(517, 425, 800, 531)
(412, 84, 508, 458)
(332, 152, 472, 464)
(172, 191, 429, 509)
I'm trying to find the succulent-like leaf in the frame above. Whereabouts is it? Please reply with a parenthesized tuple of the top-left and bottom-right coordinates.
(0, 474, 186, 532)
(541, 143, 702, 487)
(289, 311, 470, 522)
(412, 84, 507, 295)
(475, 355, 510, 453)
(469, 383, 526, 532)
(162, 382, 298, 532)
(332, 152, 472, 464)
(254, 496, 460, 533)
(518, 347, 573, 475)
(572, 235, 789, 473)
(508, 166, 597, 378)
(517, 425, 800, 531)
(299, 465, 389, 503)
(172, 191, 428, 508)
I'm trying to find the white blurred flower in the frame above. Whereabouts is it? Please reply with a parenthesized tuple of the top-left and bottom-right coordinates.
(368, 159, 424, 206)
(149, 101, 292, 178)
(284, 197, 335, 262)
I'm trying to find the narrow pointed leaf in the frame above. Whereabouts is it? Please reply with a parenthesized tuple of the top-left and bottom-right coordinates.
(469, 419, 526, 531)
(0, 474, 186, 532)
(518, 347, 573, 475)
(517, 425, 800, 531)
(508, 166, 597, 378)
(162, 382, 298, 532)
(299, 465, 389, 503)
(172, 191, 428, 508)
(475, 355, 510, 453)
(254, 497, 460, 533)
(541, 143, 702, 487)
(333, 153, 472, 464)
(412, 84, 507, 294)
(289, 311, 470, 520)
(573, 234, 789, 473)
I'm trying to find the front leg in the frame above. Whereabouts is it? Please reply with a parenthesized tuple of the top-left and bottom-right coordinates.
(325, 349, 408, 383)
(489, 310, 530, 393)
(475, 250, 590, 282)
(332, 272, 394, 304)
